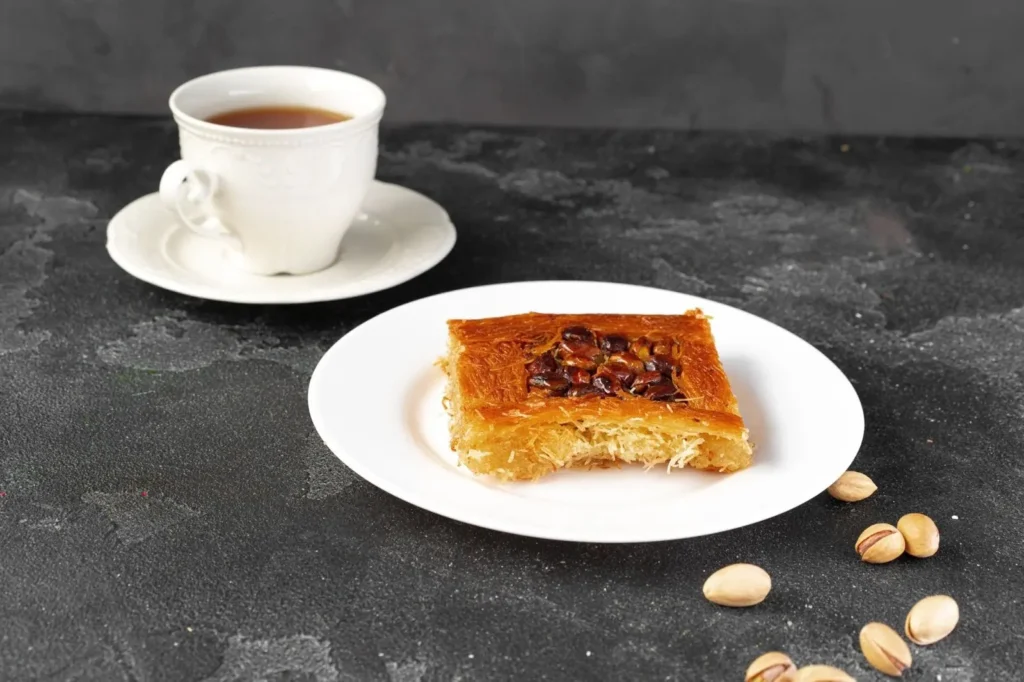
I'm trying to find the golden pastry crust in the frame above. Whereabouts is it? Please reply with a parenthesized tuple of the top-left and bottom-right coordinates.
(443, 310, 752, 481)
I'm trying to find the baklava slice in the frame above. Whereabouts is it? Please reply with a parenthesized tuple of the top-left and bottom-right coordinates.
(442, 310, 752, 481)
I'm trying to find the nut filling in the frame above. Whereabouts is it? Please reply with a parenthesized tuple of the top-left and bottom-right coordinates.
(525, 326, 688, 401)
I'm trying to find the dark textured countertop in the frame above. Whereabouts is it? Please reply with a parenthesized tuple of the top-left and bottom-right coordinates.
(2, 112, 1024, 681)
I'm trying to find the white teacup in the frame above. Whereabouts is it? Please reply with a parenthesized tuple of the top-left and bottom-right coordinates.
(159, 66, 385, 276)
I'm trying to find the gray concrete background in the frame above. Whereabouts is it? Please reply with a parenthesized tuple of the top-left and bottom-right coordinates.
(4, 112, 1024, 680)
(2, 0, 1024, 136)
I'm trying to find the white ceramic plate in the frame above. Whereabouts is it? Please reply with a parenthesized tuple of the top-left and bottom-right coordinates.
(106, 181, 456, 304)
(308, 281, 864, 543)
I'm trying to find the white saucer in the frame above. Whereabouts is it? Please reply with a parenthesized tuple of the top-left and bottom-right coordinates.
(106, 181, 456, 304)
(308, 281, 865, 543)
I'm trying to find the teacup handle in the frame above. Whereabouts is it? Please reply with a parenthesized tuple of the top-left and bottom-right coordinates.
(159, 160, 239, 245)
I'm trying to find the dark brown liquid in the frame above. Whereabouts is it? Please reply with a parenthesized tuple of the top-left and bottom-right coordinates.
(206, 105, 351, 129)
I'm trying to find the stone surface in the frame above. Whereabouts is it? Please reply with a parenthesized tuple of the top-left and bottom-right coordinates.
(2, 112, 1023, 680)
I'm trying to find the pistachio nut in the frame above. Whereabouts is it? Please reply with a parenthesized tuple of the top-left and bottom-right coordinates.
(746, 652, 796, 682)
(896, 513, 940, 558)
(702, 563, 771, 607)
(860, 622, 912, 677)
(827, 470, 877, 502)
(855, 523, 905, 564)
(905, 594, 959, 645)
(794, 665, 856, 682)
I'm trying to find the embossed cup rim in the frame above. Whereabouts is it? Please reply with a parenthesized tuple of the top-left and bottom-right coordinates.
(168, 65, 386, 140)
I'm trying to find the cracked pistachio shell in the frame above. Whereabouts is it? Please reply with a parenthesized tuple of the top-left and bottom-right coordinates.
(746, 652, 796, 682)
(860, 622, 912, 677)
(855, 523, 905, 564)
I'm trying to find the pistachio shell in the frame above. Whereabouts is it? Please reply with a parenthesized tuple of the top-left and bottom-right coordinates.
(896, 513, 940, 558)
(855, 523, 906, 564)
(702, 563, 771, 607)
(827, 471, 877, 502)
(746, 652, 796, 682)
(905, 595, 959, 645)
(860, 622, 912, 677)
(795, 665, 856, 681)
